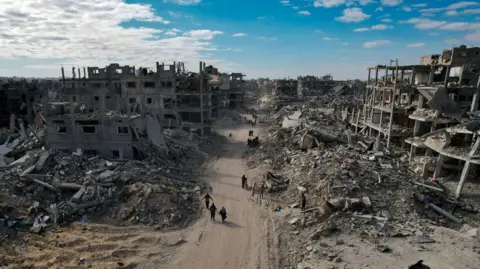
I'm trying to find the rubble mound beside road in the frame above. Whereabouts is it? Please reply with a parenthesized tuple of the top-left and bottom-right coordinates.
(245, 100, 480, 268)
(0, 129, 220, 243)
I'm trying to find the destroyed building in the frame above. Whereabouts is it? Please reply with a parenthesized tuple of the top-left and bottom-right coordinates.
(229, 73, 246, 108)
(297, 75, 337, 99)
(346, 45, 480, 198)
(274, 78, 298, 100)
(0, 79, 59, 129)
(57, 61, 241, 137)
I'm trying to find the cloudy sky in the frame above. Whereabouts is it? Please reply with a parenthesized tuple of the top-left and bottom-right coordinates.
(0, 0, 479, 79)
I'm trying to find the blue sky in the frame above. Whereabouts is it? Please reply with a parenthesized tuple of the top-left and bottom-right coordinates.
(0, 0, 479, 79)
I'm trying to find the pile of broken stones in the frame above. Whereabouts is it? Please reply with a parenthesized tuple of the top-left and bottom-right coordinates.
(246, 102, 479, 248)
(0, 130, 214, 238)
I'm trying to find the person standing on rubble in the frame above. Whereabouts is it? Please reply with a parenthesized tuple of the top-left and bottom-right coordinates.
(209, 203, 217, 221)
(259, 182, 266, 199)
(202, 193, 213, 209)
(300, 192, 307, 211)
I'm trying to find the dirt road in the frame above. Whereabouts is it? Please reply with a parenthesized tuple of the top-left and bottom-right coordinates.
(156, 124, 273, 269)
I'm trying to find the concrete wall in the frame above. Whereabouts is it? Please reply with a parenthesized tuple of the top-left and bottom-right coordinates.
(46, 117, 135, 159)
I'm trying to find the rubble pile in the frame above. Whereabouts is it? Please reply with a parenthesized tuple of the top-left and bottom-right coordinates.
(247, 102, 479, 236)
(0, 129, 215, 238)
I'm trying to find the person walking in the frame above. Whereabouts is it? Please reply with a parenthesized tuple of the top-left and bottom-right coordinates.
(241, 174, 247, 189)
(209, 203, 217, 222)
(202, 193, 213, 209)
(300, 192, 306, 211)
(219, 206, 227, 223)
(260, 182, 266, 199)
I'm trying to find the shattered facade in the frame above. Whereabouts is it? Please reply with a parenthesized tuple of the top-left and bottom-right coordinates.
(274, 79, 298, 100)
(346, 45, 480, 198)
(229, 73, 245, 109)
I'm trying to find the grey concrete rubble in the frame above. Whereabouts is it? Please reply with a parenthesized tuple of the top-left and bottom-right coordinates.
(244, 51, 480, 266)
(343, 44, 480, 199)
(0, 118, 217, 236)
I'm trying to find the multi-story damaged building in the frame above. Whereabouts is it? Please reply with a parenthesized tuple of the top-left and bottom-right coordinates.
(274, 79, 298, 100)
(0, 78, 60, 129)
(229, 73, 245, 108)
(57, 61, 237, 137)
(297, 75, 337, 99)
(346, 45, 480, 198)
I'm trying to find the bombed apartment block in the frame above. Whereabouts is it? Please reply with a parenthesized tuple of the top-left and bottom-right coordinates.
(345, 44, 480, 198)
(0, 79, 57, 128)
(229, 73, 245, 109)
(274, 79, 298, 100)
(297, 75, 336, 99)
(56, 61, 235, 136)
(45, 101, 141, 159)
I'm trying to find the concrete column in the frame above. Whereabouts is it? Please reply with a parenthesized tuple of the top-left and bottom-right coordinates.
(470, 78, 480, 112)
(428, 66, 434, 85)
(387, 61, 398, 149)
(409, 145, 416, 162)
(199, 62, 204, 136)
(456, 136, 480, 197)
(413, 120, 420, 136)
(433, 154, 444, 178)
(444, 65, 451, 88)
(410, 67, 416, 85)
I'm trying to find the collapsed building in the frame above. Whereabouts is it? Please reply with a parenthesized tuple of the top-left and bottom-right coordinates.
(0, 79, 60, 128)
(345, 45, 480, 198)
(274, 75, 364, 101)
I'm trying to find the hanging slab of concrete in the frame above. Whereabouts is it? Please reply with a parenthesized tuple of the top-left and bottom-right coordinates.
(145, 114, 167, 151)
(426, 86, 463, 120)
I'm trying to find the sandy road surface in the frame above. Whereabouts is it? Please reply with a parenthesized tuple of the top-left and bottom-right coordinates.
(158, 123, 273, 269)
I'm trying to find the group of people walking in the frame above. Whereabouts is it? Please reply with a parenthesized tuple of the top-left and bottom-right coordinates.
(202, 193, 227, 223)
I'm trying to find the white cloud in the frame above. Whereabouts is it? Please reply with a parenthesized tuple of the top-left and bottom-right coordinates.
(411, 3, 427, 8)
(445, 9, 480, 16)
(163, 0, 201, 5)
(323, 37, 339, 41)
(375, 7, 384, 12)
(466, 30, 480, 42)
(314, 0, 346, 8)
(402, 6, 412, 12)
(298, 11, 311, 15)
(380, 0, 403, 7)
(259, 37, 277, 40)
(232, 33, 248, 37)
(363, 40, 391, 48)
(381, 18, 392, 22)
(358, 0, 375, 5)
(354, 24, 393, 31)
(354, 27, 370, 32)
(165, 28, 182, 36)
(292, 6, 299, 9)
(280, 0, 291, 6)
(0, 0, 241, 75)
(444, 38, 462, 44)
(335, 8, 371, 23)
(401, 18, 480, 31)
(314, 29, 324, 33)
(406, 43, 424, 48)
(184, 30, 223, 40)
(342, 42, 349, 45)
(445, 10, 459, 16)
(464, 9, 480, 15)
(420, 2, 479, 13)
(421, 13, 435, 17)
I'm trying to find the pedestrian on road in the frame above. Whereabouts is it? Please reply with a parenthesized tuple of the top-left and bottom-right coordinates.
(219, 206, 227, 223)
(241, 174, 247, 189)
(300, 192, 306, 211)
(202, 193, 213, 209)
(209, 203, 217, 221)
